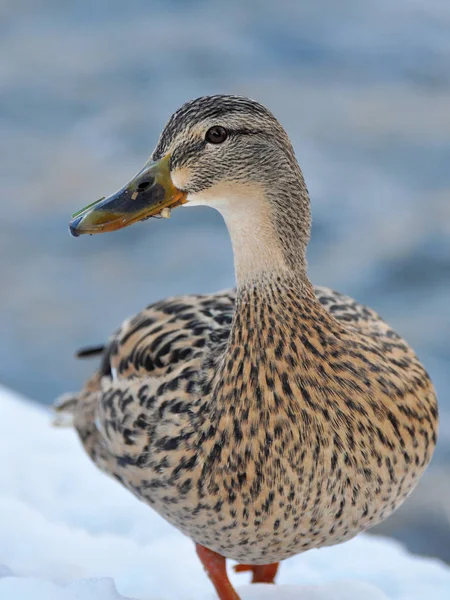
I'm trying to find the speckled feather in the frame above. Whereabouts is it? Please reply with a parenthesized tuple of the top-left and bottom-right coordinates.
(58, 284, 437, 564)
(57, 95, 438, 568)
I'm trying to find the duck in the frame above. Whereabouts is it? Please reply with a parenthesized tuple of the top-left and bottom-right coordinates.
(55, 95, 438, 600)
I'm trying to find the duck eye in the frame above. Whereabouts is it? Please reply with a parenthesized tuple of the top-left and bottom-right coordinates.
(205, 126, 228, 144)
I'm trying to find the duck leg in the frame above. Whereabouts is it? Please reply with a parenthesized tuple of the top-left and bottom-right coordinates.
(196, 544, 240, 600)
(234, 562, 279, 583)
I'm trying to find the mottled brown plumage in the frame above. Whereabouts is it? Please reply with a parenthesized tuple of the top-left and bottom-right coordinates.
(56, 95, 438, 600)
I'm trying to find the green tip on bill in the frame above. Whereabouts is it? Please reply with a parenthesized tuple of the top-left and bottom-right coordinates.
(71, 197, 106, 219)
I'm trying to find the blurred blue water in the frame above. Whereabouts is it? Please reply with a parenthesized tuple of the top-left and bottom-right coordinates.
(1, 0, 449, 561)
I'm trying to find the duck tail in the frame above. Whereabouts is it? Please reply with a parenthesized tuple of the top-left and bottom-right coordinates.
(75, 344, 105, 359)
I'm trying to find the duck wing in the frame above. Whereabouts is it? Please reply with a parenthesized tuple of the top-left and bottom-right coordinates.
(54, 291, 235, 471)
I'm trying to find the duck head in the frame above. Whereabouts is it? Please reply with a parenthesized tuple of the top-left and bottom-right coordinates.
(69, 95, 311, 282)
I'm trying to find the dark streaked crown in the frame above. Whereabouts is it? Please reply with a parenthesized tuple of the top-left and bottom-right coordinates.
(152, 95, 281, 161)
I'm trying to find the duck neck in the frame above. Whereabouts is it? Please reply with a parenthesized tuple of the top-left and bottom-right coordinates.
(216, 178, 321, 391)
(218, 180, 311, 288)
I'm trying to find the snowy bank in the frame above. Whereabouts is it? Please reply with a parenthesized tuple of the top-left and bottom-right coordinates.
(0, 387, 449, 600)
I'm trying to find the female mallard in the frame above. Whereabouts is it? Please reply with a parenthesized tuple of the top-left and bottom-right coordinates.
(57, 95, 438, 600)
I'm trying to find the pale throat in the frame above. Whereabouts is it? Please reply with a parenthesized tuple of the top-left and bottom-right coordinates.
(184, 182, 292, 286)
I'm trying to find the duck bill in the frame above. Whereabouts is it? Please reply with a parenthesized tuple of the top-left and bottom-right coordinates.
(68, 154, 187, 237)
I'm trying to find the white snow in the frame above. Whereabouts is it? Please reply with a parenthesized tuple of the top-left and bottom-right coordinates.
(0, 387, 449, 600)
